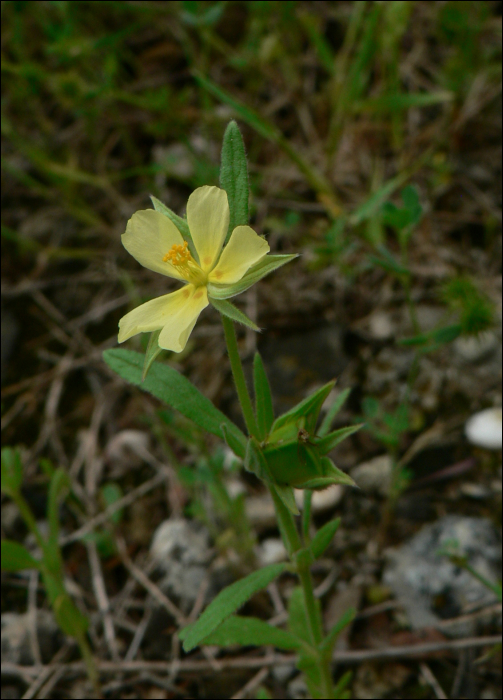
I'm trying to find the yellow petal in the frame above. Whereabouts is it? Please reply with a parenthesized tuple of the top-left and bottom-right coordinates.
(118, 286, 198, 343)
(158, 285, 208, 352)
(208, 226, 270, 285)
(122, 210, 186, 280)
(187, 186, 229, 273)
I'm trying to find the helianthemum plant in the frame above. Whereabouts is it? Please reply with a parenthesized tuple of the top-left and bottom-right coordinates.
(104, 121, 360, 699)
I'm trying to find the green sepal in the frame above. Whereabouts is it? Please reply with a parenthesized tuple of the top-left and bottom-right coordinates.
(219, 120, 249, 242)
(210, 297, 260, 332)
(318, 388, 352, 437)
(150, 195, 191, 240)
(142, 330, 164, 381)
(253, 352, 274, 440)
(207, 254, 298, 300)
(271, 482, 300, 515)
(271, 380, 335, 434)
(314, 424, 363, 454)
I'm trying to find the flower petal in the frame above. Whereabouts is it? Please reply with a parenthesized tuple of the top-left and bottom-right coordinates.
(122, 209, 186, 280)
(208, 226, 270, 285)
(187, 186, 229, 273)
(158, 285, 209, 352)
(118, 286, 198, 343)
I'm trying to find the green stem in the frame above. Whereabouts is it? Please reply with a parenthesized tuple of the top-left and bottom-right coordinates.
(269, 487, 334, 698)
(222, 315, 259, 437)
(222, 315, 334, 696)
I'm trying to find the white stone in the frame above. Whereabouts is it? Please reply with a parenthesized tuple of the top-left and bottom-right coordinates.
(465, 408, 502, 450)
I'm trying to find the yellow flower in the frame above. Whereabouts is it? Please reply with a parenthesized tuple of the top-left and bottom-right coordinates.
(118, 186, 270, 352)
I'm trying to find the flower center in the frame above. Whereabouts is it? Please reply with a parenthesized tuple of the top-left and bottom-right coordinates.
(163, 242, 207, 286)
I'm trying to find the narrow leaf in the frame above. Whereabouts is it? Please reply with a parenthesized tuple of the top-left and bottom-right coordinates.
(320, 458, 357, 488)
(318, 388, 351, 437)
(207, 254, 298, 300)
(1, 447, 23, 496)
(47, 469, 70, 547)
(142, 330, 164, 381)
(332, 670, 353, 699)
(253, 352, 274, 439)
(179, 562, 287, 651)
(221, 424, 246, 459)
(219, 120, 249, 241)
(1, 540, 41, 571)
(210, 297, 260, 332)
(201, 614, 303, 651)
(150, 195, 191, 240)
(315, 424, 363, 454)
(309, 518, 341, 560)
(103, 349, 246, 458)
(320, 608, 356, 657)
(272, 482, 300, 516)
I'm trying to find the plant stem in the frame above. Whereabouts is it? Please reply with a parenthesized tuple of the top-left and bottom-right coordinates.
(222, 315, 258, 437)
(222, 317, 334, 697)
(270, 487, 334, 698)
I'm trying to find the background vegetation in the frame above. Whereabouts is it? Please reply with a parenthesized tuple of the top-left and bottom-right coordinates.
(2, 2, 501, 698)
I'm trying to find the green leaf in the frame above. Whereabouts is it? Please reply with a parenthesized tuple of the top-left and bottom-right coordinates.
(318, 388, 351, 437)
(253, 352, 274, 440)
(207, 254, 298, 300)
(398, 324, 462, 348)
(210, 297, 260, 332)
(179, 562, 287, 651)
(319, 608, 356, 658)
(271, 482, 300, 515)
(1, 447, 23, 496)
(47, 469, 70, 548)
(315, 424, 363, 455)
(201, 614, 303, 651)
(142, 330, 164, 381)
(272, 381, 335, 434)
(309, 518, 341, 560)
(332, 670, 353, 699)
(1, 540, 41, 571)
(221, 424, 247, 459)
(401, 185, 422, 226)
(219, 120, 249, 242)
(103, 349, 247, 458)
(150, 194, 191, 240)
(244, 436, 269, 480)
(288, 586, 313, 643)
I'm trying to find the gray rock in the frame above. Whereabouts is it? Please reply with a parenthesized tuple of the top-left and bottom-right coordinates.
(150, 518, 213, 613)
(351, 455, 392, 496)
(383, 516, 501, 635)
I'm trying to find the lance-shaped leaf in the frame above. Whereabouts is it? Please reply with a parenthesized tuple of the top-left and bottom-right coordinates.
(1, 540, 41, 571)
(179, 562, 287, 651)
(103, 349, 246, 458)
(309, 517, 341, 560)
(1, 447, 23, 497)
(219, 120, 249, 241)
(210, 297, 260, 332)
(319, 608, 356, 659)
(315, 424, 363, 455)
(207, 254, 298, 299)
(201, 614, 304, 651)
(253, 352, 274, 440)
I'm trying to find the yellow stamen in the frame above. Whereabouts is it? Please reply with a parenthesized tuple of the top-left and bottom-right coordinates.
(163, 241, 191, 266)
